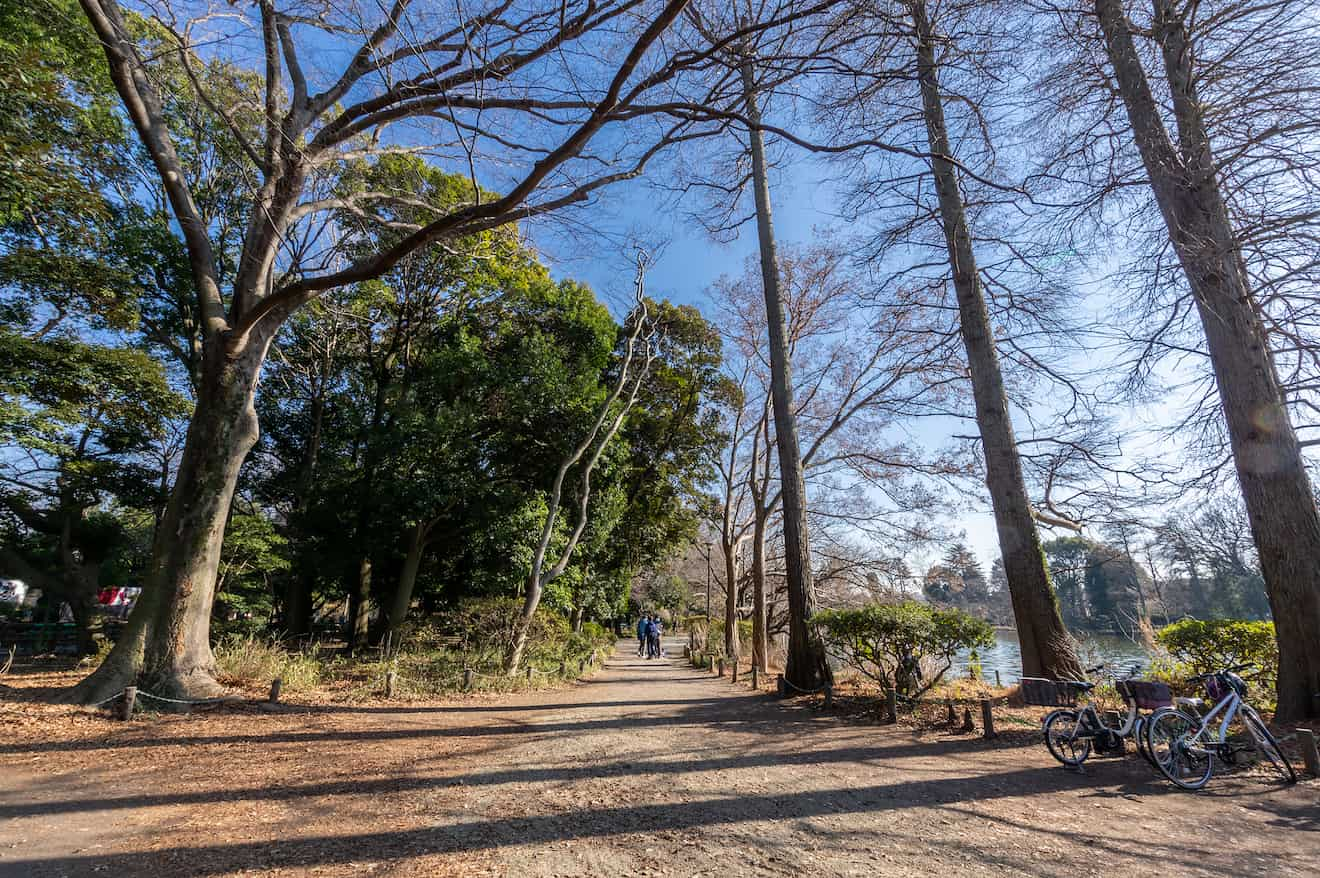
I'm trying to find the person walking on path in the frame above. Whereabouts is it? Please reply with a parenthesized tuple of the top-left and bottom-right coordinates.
(646, 615, 663, 659)
(636, 614, 649, 657)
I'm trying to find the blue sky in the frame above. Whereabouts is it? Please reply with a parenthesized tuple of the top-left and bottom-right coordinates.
(532, 156, 1007, 578)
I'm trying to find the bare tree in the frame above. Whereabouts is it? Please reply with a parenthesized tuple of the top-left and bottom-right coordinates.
(1077, 0, 1320, 719)
(818, 0, 1086, 678)
(710, 241, 952, 670)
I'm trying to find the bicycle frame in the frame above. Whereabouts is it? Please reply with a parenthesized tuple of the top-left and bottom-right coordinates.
(1182, 690, 1241, 755)
(1062, 694, 1140, 742)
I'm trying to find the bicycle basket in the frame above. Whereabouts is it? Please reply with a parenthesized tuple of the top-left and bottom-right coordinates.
(1116, 679, 1172, 709)
(1020, 677, 1087, 707)
(1205, 675, 1231, 702)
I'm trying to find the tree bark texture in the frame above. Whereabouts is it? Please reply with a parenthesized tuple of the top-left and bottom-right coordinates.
(910, 0, 1083, 680)
(139, 339, 271, 699)
(1096, 0, 1320, 719)
(741, 61, 832, 691)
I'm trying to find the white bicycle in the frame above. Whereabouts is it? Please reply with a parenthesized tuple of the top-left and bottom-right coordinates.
(1144, 664, 1296, 790)
(1034, 664, 1168, 768)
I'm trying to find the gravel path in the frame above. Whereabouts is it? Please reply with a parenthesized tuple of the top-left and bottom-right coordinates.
(2, 639, 1318, 877)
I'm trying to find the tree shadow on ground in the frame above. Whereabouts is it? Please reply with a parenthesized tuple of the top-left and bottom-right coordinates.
(2, 763, 1195, 878)
(1, 681, 1040, 757)
(0, 734, 1061, 820)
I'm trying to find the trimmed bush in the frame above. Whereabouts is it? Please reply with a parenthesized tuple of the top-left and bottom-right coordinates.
(816, 601, 994, 698)
(1155, 618, 1277, 695)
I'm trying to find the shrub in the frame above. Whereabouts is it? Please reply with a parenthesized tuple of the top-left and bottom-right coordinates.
(705, 617, 753, 657)
(214, 635, 323, 691)
(436, 597, 613, 672)
(1155, 618, 1277, 695)
(815, 601, 994, 698)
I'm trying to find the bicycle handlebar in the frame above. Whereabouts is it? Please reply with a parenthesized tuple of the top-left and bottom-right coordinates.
(1189, 663, 1253, 680)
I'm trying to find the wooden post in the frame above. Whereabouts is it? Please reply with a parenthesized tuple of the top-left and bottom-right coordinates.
(579, 658, 586, 673)
(994, 670, 1002, 688)
(120, 686, 136, 721)
(718, 658, 726, 677)
(962, 707, 974, 733)
(463, 668, 473, 691)
(683, 645, 690, 659)
(559, 660, 567, 676)
(751, 666, 759, 689)
(268, 678, 282, 703)
(385, 668, 396, 698)
(731, 662, 739, 683)
(981, 698, 996, 739)
(823, 685, 834, 708)
(945, 699, 956, 724)
(885, 687, 898, 724)
(777, 674, 786, 697)
(1297, 729, 1320, 777)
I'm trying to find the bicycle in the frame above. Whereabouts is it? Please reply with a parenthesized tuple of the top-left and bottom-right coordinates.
(1030, 664, 1171, 768)
(1144, 663, 1296, 790)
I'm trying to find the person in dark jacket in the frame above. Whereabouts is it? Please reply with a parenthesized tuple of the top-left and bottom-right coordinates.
(636, 614, 649, 657)
(646, 615, 662, 659)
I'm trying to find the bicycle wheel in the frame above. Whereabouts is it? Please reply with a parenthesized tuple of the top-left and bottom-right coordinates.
(1044, 709, 1092, 766)
(1133, 715, 1158, 768)
(1146, 708, 1214, 790)
(1240, 705, 1297, 784)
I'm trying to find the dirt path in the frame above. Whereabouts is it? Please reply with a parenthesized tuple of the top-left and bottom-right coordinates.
(2, 640, 1318, 877)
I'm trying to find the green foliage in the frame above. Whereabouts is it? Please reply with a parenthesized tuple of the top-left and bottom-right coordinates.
(437, 597, 605, 669)
(0, 0, 123, 227)
(213, 510, 291, 636)
(1155, 618, 1278, 696)
(256, 181, 724, 637)
(705, 617, 754, 657)
(816, 601, 994, 698)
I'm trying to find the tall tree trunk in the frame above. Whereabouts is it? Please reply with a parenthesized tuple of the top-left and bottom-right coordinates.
(750, 510, 769, 672)
(570, 607, 585, 632)
(138, 350, 265, 699)
(1096, 0, 1320, 719)
(741, 61, 832, 690)
(284, 568, 314, 642)
(349, 556, 372, 651)
(67, 340, 270, 704)
(724, 541, 741, 662)
(910, 0, 1083, 680)
(723, 542, 739, 659)
(68, 594, 99, 657)
(506, 571, 541, 672)
(387, 520, 428, 639)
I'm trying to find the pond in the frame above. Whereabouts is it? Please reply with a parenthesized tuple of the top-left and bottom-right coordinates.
(952, 627, 1153, 684)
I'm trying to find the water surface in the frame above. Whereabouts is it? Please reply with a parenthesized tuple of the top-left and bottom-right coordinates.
(953, 627, 1152, 684)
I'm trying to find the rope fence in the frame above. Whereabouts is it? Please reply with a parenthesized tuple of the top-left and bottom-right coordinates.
(81, 647, 611, 718)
